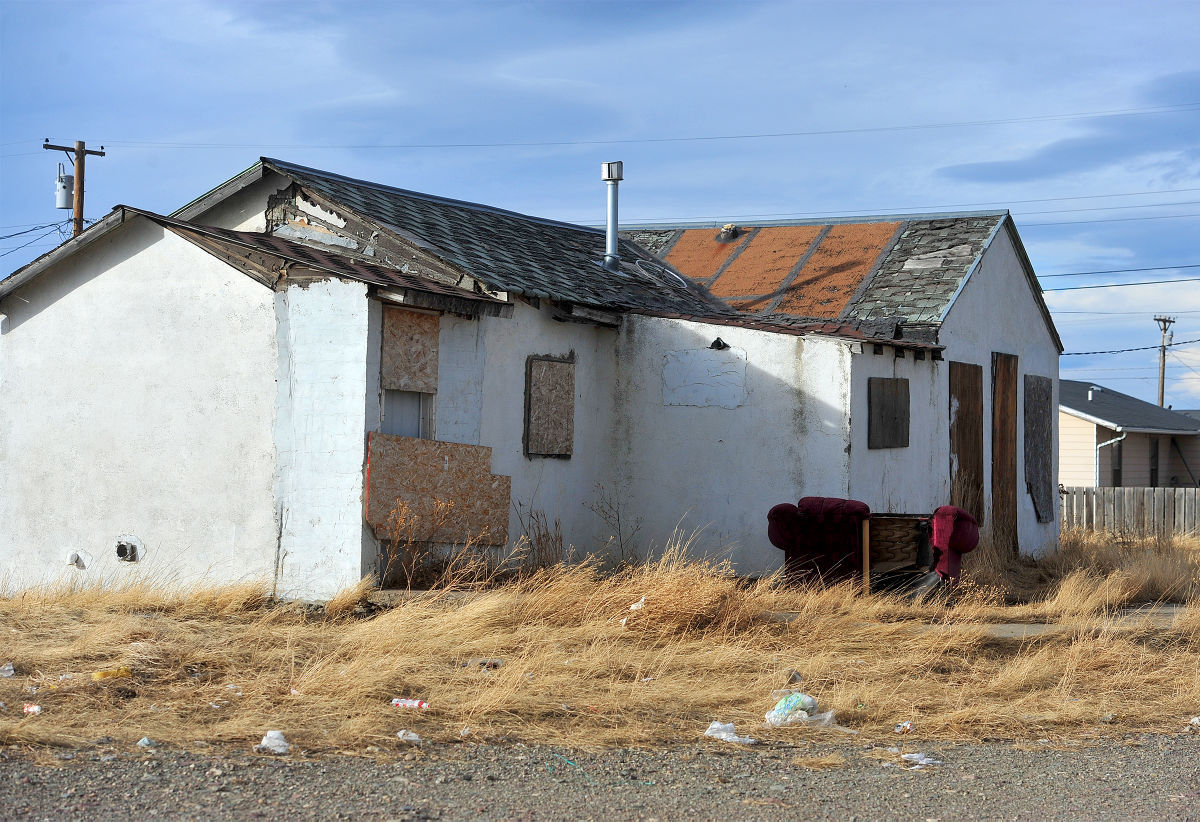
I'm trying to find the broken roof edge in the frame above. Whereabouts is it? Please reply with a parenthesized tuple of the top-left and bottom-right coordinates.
(261, 157, 609, 237)
(619, 209, 1011, 231)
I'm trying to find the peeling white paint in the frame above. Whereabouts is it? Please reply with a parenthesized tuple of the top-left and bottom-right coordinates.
(661, 348, 747, 408)
(296, 194, 348, 228)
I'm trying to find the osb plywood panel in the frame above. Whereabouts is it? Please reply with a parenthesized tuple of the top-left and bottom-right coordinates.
(664, 229, 746, 281)
(382, 308, 439, 393)
(525, 358, 575, 456)
(949, 361, 985, 524)
(710, 225, 824, 298)
(365, 432, 511, 545)
(1024, 374, 1054, 523)
(775, 222, 899, 318)
(992, 353, 1019, 551)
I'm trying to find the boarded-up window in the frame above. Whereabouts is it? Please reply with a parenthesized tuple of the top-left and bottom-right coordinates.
(868, 377, 909, 449)
(949, 361, 985, 524)
(1023, 374, 1054, 523)
(524, 355, 575, 458)
(382, 307, 438, 393)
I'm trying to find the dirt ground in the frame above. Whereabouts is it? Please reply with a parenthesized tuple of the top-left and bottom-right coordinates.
(4, 734, 1199, 821)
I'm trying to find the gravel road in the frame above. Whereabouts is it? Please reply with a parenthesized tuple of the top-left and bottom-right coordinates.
(4, 735, 1198, 820)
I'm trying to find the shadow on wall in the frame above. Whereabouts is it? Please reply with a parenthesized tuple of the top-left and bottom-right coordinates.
(605, 316, 856, 576)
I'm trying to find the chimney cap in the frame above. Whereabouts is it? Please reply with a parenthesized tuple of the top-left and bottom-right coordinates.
(601, 161, 623, 182)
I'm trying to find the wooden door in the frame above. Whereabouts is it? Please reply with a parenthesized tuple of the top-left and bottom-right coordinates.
(949, 361, 984, 523)
(992, 353, 1019, 552)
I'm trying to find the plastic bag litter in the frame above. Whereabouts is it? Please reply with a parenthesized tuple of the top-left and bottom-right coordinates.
(629, 596, 646, 611)
(254, 730, 290, 755)
(396, 730, 422, 743)
(136, 737, 157, 748)
(1188, 716, 1200, 733)
(899, 752, 942, 769)
(0, 662, 13, 677)
(894, 720, 914, 734)
(704, 721, 758, 745)
(764, 691, 818, 726)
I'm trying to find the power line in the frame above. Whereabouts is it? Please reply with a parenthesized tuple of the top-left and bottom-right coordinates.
(7, 102, 1194, 156)
(0, 222, 67, 241)
(1021, 212, 1200, 227)
(0, 225, 68, 258)
(1169, 352, 1200, 379)
(1043, 276, 1200, 292)
(1062, 337, 1200, 356)
(1041, 263, 1200, 279)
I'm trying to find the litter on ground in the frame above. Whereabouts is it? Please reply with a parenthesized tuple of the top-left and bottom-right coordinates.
(391, 698, 428, 709)
(894, 720, 914, 734)
(396, 730, 421, 743)
(0, 662, 14, 677)
(254, 730, 290, 754)
(704, 721, 758, 745)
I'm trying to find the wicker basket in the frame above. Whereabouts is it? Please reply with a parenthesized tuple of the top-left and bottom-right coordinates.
(868, 514, 930, 567)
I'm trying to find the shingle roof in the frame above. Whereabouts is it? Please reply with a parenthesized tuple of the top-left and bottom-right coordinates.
(622, 213, 1007, 331)
(261, 158, 731, 318)
(1060, 380, 1200, 433)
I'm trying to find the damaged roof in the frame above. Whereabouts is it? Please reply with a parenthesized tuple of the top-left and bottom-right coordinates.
(1060, 380, 1200, 434)
(623, 213, 1062, 350)
(256, 158, 732, 319)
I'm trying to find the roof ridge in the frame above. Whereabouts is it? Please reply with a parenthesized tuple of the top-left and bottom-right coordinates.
(262, 157, 606, 236)
(620, 211, 1009, 230)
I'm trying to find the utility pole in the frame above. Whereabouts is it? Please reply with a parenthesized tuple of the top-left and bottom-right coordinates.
(1155, 315, 1176, 406)
(42, 139, 105, 237)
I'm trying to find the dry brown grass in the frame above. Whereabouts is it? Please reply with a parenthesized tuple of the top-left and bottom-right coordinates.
(3, 534, 1198, 753)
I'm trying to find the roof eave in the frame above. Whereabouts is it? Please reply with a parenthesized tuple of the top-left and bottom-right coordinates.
(170, 160, 265, 221)
(1059, 406, 1200, 435)
(0, 209, 129, 303)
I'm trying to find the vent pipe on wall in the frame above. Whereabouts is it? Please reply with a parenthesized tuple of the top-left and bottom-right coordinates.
(601, 161, 623, 271)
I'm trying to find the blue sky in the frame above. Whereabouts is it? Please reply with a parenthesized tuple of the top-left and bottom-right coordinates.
(3, 0, 1199, 404)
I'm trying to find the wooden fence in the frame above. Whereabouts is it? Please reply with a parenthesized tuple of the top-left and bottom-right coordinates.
(1060, 486, 1199, 536)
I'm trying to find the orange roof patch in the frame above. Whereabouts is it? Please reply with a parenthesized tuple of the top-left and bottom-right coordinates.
(774, 222, 900, 318)
(709, 225, 824, 298)
(664, 228, 745, 281)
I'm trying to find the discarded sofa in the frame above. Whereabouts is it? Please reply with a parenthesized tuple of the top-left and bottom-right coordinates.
(767, 497, 871, 585)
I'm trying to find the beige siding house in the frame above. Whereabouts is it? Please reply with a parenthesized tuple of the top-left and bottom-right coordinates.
(1059, 380, 1200, 488)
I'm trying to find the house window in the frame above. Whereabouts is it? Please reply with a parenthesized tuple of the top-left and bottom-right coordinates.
(867, 377, 909, 449)
(1150, 439, 1159, 487)
(382, 389, 433, 439)
(1111, 440, 1123, 487)
(524, 354, 575, 458)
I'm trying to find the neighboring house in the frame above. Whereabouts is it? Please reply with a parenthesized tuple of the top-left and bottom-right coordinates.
(0, 159, 1061, 599)
(1059, 380, 1200, 488)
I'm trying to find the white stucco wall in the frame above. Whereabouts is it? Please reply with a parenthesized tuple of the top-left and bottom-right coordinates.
(848, 350, 946, 514)
(468, 303, 618, 555)
(611, 315, 853, 575)
(0, 219, 280, 590)
(273, 278, 374, 599)
(938, 226, 1061, 555)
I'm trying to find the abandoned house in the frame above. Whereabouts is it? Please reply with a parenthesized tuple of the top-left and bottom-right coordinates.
(0, 159, 1062, 599)
(1059, 379, 1200, 488)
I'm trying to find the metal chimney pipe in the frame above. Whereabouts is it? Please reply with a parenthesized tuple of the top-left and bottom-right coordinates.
(601, 161, 623, 271)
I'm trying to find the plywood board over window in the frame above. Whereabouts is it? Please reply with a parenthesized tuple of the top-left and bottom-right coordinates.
(949, 361, 985, 524)
(1023, 374, 1054, 523)
(382, 307, 439, 393)
(525, 355, 575, 458)
(868, 377, 909, 449)
(992, 353, 1019, 551)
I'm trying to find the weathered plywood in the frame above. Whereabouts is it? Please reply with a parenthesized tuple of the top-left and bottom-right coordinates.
(992, 353, 1018, 551)
(365, 432, 510, 545)
(382, 308, 439, 393)
(1022, 374, 1054, 523)
(524, 356, 575, 457)
(949, 361, 985, 523)
(867, 377, 910, 449)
